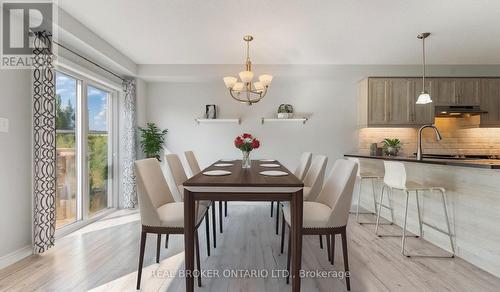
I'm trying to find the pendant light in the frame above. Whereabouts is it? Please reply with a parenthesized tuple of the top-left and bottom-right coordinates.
(416, 32, 432, 104)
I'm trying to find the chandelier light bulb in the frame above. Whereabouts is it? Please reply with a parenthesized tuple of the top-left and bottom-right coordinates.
(232, 82, 244, 91)
(239, 71, 254, 83)
(253, 81, 264, 92)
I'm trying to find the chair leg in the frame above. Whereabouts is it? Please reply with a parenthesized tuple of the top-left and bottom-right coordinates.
(319, 235, 323, 249)
(270, 201, 274, 217)
(136, 231, 147, 290)
(286, 226, 291, 284)
(280, 213, 286, 254)
(439, 189, 455, 257)
(341, 228, 351, 291)
(219, 201, 223, 233)
(375, 185, 386, 235)
(355, 177, 363, 222)
(164, 234, 169, 249)
(211, 201, 216, 248)
(205, 211, 210, 256)
(326, 234, 331, 262)
(371, 178, 378, 213)
(330, 234, 335, 265)
(275, 201, 280, 235)
(224, 201, 228, 217)
(156, 234, 161, 263)
(415, 190, 423, 237)
(401, 191, 410, 257)
(195, 230, 202, 287)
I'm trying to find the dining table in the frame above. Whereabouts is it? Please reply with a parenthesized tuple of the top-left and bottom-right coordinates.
(183, 159, 304, 291)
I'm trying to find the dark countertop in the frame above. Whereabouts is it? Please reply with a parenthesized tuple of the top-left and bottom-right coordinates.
(344, 154, 500, 169)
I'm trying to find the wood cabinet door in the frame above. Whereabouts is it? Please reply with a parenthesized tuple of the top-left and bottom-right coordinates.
(411, 78, 435, 124)
(387, 78, 411, 125)
(368, 78, 388, 125)
(457, 78, 481, 105)
(434, 78, 457, 105)
(480, 79, 500, 126)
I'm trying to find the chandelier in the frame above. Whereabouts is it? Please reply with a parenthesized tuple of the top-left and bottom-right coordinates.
(223, 35, 273, 105)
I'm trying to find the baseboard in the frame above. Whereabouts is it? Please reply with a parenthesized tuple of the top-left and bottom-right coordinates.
(0, 246, 32, 270)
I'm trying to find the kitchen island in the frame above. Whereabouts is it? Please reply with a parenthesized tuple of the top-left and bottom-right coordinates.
(345, 153, 500, 278)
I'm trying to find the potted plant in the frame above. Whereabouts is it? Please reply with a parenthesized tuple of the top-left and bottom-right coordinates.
(234, 133, 260, 168)
(138, 122, 168, 161)
(382, 138, 402, 156)
(277, 104, 294, 119)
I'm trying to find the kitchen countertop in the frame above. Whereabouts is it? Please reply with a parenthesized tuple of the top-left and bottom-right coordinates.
(344, 154, 500, 169)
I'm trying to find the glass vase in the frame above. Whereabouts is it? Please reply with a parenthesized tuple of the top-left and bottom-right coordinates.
(242, 151, 251, 168)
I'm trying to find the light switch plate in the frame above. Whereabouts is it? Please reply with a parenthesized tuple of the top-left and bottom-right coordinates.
(0, 118, 9, 133)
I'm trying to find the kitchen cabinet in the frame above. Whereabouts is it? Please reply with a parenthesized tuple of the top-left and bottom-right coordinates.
(433, 78, 480, 106)
(358, 77, 433, 127)
(410, 78, 435, 124)
(480, 79, 500, 127)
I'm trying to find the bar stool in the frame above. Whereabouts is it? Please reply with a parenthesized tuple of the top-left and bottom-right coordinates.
(350, 158, 384, 224)
(375, 161, 455, 258)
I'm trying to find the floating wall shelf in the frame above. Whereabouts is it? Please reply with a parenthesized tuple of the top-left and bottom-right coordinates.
(261, 118, 309, 124)
(195, 118, 241, 125)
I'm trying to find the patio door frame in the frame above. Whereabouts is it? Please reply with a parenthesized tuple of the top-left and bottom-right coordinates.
(55, 66, 119, 237)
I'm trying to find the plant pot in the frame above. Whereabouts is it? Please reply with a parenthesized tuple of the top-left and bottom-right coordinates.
(385, 147, 399, 156)
(277, 112, 293, 119)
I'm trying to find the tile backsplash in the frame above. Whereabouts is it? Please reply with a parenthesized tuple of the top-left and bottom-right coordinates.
(359, 117, 500, 156)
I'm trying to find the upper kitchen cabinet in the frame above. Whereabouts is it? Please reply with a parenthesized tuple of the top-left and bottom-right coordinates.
(433, 78, 481, 106)
(410, 78, 435, 124)
(480, 79, 500, 127)
(358, 77, 434, 127)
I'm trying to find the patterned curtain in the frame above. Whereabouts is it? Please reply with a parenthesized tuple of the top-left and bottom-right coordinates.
(121, 79, 137, 208)
(32, 31, 56, 253)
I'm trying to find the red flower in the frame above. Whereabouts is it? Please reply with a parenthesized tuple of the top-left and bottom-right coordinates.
(251, 139, 260, 149)
(234, 136, 244, 147)
(242, 133, 252, 139)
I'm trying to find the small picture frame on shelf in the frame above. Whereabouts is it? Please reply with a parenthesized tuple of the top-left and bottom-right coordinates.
(205, 104, 217, 119)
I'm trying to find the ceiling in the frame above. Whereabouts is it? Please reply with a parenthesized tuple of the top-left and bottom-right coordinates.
(58, 0, 500, 65)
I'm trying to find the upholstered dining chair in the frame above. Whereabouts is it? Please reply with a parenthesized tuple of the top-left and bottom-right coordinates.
(281, 159, 358, 291)
(134, 158, 207, 289)
(184, 150, 222, 249)
(165, 153, 212, 255)
(274, 155, 327, 235)
(271, 152, 312, 219)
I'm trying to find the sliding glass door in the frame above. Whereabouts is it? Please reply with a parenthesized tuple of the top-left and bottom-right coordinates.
(55, 71, 115, 228)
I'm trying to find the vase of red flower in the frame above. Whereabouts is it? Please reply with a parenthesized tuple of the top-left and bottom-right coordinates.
(234, 133, 260, 168)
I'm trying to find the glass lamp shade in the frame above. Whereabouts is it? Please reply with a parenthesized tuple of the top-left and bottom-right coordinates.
(253, 81, 264, 92)
(232, 82, 244, 91)
(259, 74, 273, 86)
(416, 91, 432, 104)
(239, 71, 254, 83)
(223, 76, 237, 89)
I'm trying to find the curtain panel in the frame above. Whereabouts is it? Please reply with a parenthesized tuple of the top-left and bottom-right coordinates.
(32, 31, 56, 253)
(121, 79, 137, 208)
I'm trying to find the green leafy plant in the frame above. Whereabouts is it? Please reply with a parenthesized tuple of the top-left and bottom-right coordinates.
(277, 104, 294, 113)
(138, 123, 168, 161)
(382, 138, 402, 156)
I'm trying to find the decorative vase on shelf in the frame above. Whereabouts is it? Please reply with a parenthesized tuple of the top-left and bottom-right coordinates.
(277, 104, 294, 119)
(234, 133, 260, 169)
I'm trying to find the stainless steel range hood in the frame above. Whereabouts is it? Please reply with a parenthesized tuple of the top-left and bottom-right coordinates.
(435, 105, 487, 117)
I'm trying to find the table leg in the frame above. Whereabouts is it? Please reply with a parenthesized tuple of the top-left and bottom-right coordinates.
(184, 189, 195, 292)
(290, 189, 303, 292)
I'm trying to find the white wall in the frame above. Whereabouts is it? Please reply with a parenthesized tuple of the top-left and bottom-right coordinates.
(145, 65, 500, 172)
(0, 70, 33, 264)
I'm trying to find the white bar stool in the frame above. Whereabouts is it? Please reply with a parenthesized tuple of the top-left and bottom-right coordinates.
(375, 161, 455, 258)
(350, 158, 384, 225)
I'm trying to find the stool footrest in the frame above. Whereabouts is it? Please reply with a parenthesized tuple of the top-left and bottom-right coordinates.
(422, 221, 452, 236)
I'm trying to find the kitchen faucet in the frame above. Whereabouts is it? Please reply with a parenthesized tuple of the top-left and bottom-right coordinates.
(417, 124, 442, 160)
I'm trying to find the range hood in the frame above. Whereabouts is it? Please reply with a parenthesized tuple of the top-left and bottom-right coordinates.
(435, 105, 487, 117)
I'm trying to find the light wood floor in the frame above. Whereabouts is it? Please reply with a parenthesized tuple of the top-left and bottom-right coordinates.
(1, 203, 499, 292)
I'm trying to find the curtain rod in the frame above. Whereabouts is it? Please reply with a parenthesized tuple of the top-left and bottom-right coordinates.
(52, 40, 126, 82)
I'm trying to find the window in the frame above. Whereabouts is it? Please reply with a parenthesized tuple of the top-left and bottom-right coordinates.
(55, 70, 116, 229)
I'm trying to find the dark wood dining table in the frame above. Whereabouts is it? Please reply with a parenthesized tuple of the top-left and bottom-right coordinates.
(183, 159, 304, 291)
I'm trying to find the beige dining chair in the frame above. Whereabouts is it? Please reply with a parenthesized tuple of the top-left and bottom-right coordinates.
(134, 158, 207, 289)
(184, 150, 221, 249)
(165, 153, 212, 255)
(282, 159, 358, 291)
(275, 155, 328, 238)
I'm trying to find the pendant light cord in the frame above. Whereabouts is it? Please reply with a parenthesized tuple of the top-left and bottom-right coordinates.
(422, 36, 426, 90)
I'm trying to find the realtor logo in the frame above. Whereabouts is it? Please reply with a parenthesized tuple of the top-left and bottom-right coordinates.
(1, 1, 54, 68)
